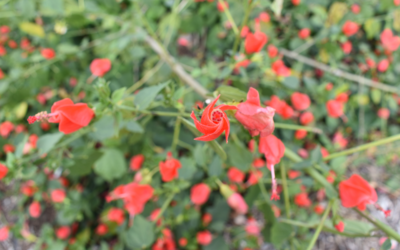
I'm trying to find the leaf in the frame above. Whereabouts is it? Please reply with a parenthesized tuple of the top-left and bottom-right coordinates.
(364, 19, 381, 39)
(393, 10, 400, 32)
(325, 219, 375, 235)
(271, 0, 284, 17)
(371, 89, 382, 104)
(124, 215, 155, 249)
(89, 116, 115, 141)
(381, 238, 392, 250)
(69, 151, 103, 177)
(37, 132, 64, 155)
(225, 143, 252, 171)
(216, 85, 247, 102)
(271, 223, 293, 247)
(19, 22, 45, 37)
(134, 82, 169, 110)
(181, 118, 227, 160)
(207, 198, 230, 223)
(282, 76, 300, 90)
(124, 120, 144, 133)
(14, 102, 28, 119)
(57, 44, 79, 54)
(257, 202, 276, 225)
(178, 157, 197, 180)
(291, 160, 312, 170)
(326, 2, 348, 26)
(111, 87, 126, 103)
(310, 146, 322, 163)
(40, 0, 64, 16)
(208, 155, 223, 176)
(203, 237, 229, 250)
(94, 149, 127, 181)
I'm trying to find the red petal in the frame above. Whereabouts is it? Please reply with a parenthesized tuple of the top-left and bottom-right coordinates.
(194, 122, 225, 141)
(200, 95, 220, 126)
(57, 103, 94, 126)
(58, 115, 84, 134)
(190, 111, 218, 134)
(215, 104, 238, 111)
(246, 87, 260, 106)
(51, 99, 74, 113)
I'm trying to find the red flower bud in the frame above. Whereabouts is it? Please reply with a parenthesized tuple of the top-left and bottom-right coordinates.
(130, 154, 145, 171)
(56, 226, 71, 240)
(41, 48, 55, 60)
(291, 92, 310, 111)
(245, 32, 268, 54)
(190, 183, 211, 205)
(342, 21, 359, 37)
(90, 58, 112, 77)
(29, 201, 41, 218)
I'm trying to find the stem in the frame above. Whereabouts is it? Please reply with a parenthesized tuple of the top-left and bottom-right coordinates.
(280, 163, 291, 219)
(274, 123, 322, 134)
(258, 176, 270, 203)
(354, 209, 400, 242)
(232, 0, 253, 57)
(323, 133, 400, 161)
(118, 105, 190, 117)
(305, 200, 332, 250)
(171, 116, 182, 152)
(218, 0, 239, 34)
(153, 193, 175, 223)
(177, 140, 194, 150)
(126, 62, 164, 94)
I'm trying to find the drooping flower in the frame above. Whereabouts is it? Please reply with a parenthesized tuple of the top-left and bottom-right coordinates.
(108, 208, 125, 225)
(27, 98, 94, 134)
(377, 59, 389, 72)
(159, 154, 181, 182)
(153, 229, 176, 250)
(21, 181, 37, 196)
(380, 29, 400, 52)
(259, 12, 270, 22)
(191, 95, 237, 143)
(339, 174, 377, 210)
(291, 92, 310, 111)
(294, 192, 311, 207)
(299, 111, 314, 125)
(268, 45, 278, 57)
(56, 226, 71, 240)
(326, 100, 344, 118)
(247, 170, 263, 186)
(0, 163, 8, 180)
(190, 183, 211, 205)
(259, 135, 285, 200)
(90, 58, 112, 77)
(271, 60, 291, 76)
(41, 48, 56, 60)
(295, 129, 307, 139)
(29, 201, 41, 218)
(341, 41, 352, 54)
(197, 230, 212, 245)
(130, 154, 145, 171)
(245, 32, 268, 54)
(334, 221, 345, 232)
(51, 189, 66, 203)
(227, 167, 245, 183)
(235, 88, 275, 137)
(342, 21, 359, 37)
(0, 121, 14, 138)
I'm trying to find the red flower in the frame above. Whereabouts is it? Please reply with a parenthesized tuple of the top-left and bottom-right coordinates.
(342, 21, 359, 37)
(396, 0, 400, 6)
(159, 155, 181, 182)
(272, 60, 291, 76)
(292, 0, 300, 5)
(197, 230, 212, 246)
(0, 46, 6, 56)
(320, 147, 329, 158)
(245, 218, 260, 235)
(334, 221, 345, 232)
(326, 170, 337, 183)
(130, 154, 145, 171)
(339, 174, 377, 210)
(378, 108, 390, 119)
(227, 167, 245, 183)
(234, 59, 251, 73)
(153, 229, 176, 250)
(268, 45, 278, 57)
(56, 226, 71, 239)
(191, 95, 237, 142)
(0, 26, 9, 34)
(291, 92, 310, 111)
(0, 121, 14, 138)
(190, 183, 211, 205)
(245, 32, 268, 54)
(0, 68, 4, 79)
(252, 158, 265, 168)
(380, 29, 400, 52)
(326, 100, 343, 118)
(108, 208, 125, 225)
(227, 192, 248, 214)
(294, 193, 311, 207)
(295, 129, 307, 139)
(299, 111, 314, 125)
(247, 170, 262, 186)
(377, 59, 389, 72)
(366, 58, 376, 69)
(21, 181, 37, 196)
(179, 238, 188, 247)
(0, 227, 9, 241)
(341, 41, 352, 54)
(28, 98, 94, 134)
(335, 93, 349, 103)
(325, 82, 333, 91)
(0, 163, 8, 180)
(41, 48, 56, 60)
(90, 58, 112, 77)
(333, 132, 348, 149)
(51, 189, 66, 203)
(29, 201, 41, 218)
(288, 170, 300, 179)
(241, 26, 249, 38)
(202, 213, 212, 226)
(235, 88, 275, 137)
(314, 204, 324, 214)
(8, 40, 17, 49)
(298, 28, 310, 39)
(3, 144, 15, 153)
(178, 37, 189, 47)
(96, 224, 108, 235)
(217, 1, 228, 12)
(259, 12, 270, 22)
(351, 4, 360, 14)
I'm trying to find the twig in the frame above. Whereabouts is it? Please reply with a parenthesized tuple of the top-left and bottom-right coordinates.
(305, 200, 332, 250)
(280, 49, 400, 94)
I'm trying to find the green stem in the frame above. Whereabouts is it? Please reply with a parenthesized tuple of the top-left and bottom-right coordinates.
(280, 163, 291, 219)
(354, 209, 400, 242)
(177, 140, 194, 150)
(232, 0, 253, 57)
(323, 133, 400, 161)
(126, 62, 164, 94)
(171, 117, 182, 152)
(154, 193, 175, 223)
(118, 105, 190, 117)
(218, 0, 239, 34)
(305, 200, 332, 250)
(274, 123, 322, 134)
(258, 176, 270, 202)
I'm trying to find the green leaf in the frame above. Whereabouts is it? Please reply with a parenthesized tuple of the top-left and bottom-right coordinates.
(208, 155, 223, 176)
(364, 19, 381, 39)
(40, 0, 64, 16)
(37, 132, 64, 155)
(282, 76, 300, 90)
(178, 157, 197, 180)
(124, 215, 155, 249)
(124, 120, 144, 133)
(225, 143, 252, 171)
(203, 237, 229, 250)
(94, 149, 127, 181)
(181, 118, 227, 160)
(291, 160, 312, 170)
(257, 202, 276, 225)
(111, 87, 126, 103)
(216, 85, 247, 102)
(69, 151, 103, 177)
(89, 116, 115, 141)
(57, 44, 79, 54)
(134, 82, 169, 110)
(381, 238, 392, 250)
(371, 89, 382, 104)
(324, 219, 375, 235)
(207, 198, 230, 223)
(271, 223, 293, 247)
(310, 146, 322, 163)
(19, 22, 45, 37)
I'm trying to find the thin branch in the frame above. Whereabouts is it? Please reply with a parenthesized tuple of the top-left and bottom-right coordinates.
(280, 49, 400, 94)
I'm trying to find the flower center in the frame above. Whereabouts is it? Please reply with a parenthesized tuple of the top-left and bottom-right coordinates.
(211, 109, 224, 124)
